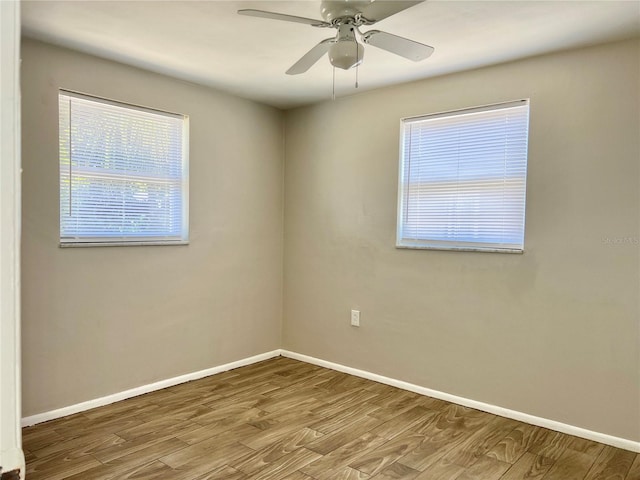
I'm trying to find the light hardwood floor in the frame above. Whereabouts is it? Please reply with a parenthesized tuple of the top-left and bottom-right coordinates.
(23, 357, 639, 480)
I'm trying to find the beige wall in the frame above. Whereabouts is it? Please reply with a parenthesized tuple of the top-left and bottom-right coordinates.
(21, 36, 640, 444)
(283, 39, 640, 442)
(21, 39, 284, 417)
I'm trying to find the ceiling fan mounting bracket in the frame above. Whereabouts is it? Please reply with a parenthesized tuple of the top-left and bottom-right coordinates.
(325, 14, 375, 29)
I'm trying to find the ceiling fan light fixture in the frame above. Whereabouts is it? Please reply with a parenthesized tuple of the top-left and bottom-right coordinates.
(328, 40, 364, 70)
(238, 1, 432, 75)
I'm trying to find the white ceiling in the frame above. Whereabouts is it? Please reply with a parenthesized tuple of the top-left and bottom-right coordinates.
(21, 1, 640, 109)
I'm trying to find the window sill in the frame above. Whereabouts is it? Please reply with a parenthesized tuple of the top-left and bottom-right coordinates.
(59, 240, 189, 248)
(396, 243, 524, 254)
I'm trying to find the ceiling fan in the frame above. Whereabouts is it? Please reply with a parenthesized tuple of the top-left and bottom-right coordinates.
(238, 0, 434, 75)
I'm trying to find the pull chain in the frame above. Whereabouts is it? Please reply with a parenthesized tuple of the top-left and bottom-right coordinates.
(332, 66, 336, 101)
(355, 43, 359, 89)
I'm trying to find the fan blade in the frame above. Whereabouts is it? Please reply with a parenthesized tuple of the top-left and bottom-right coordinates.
(360, 1, 424, 22)
(286, 38, 335, 75)
(238, 9, 330, 27)
(362, 30, 433, 61)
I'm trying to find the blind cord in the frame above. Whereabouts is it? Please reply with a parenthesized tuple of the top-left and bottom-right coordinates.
(68, 97, 72, 216)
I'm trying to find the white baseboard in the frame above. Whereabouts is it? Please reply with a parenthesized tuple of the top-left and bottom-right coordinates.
(21, 350, 282, 428)
(22, 348, 640, 453)
(281, 350, 640, 453)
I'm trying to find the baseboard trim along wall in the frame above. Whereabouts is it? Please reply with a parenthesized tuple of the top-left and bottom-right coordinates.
(280, 350, 640, 453)
(21, 350, 281, 427)
(22, 348, 640, 453)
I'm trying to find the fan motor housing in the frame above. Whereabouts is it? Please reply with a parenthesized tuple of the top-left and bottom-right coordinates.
(320, 0, 373, 22)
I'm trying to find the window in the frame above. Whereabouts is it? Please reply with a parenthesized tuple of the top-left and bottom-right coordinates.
(59, 91, 189, 246)
(397, 99, 529, 253)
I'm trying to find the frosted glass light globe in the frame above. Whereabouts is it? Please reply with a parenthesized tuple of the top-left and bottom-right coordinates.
(328, 40, 364, 70)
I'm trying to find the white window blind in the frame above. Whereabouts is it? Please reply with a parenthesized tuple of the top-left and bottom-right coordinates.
(59, 91, 189, 245)
(397, 100, 529, 252)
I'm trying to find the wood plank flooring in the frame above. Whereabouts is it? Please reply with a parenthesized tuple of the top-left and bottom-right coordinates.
(22, 357, 639, 480)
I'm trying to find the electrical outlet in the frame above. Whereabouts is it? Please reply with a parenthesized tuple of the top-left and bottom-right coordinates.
(351, 309, 360, 327)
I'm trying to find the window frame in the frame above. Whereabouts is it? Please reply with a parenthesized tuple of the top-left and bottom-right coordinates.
(58, 89, 190, 247)
(396, 99, 530, 254)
